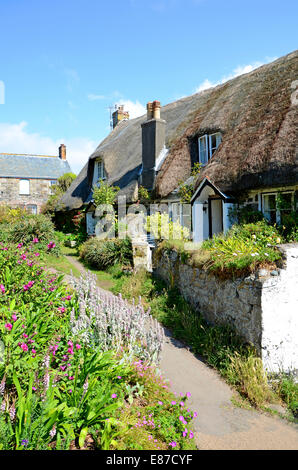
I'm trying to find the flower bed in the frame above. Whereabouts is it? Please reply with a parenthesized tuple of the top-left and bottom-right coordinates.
(0, 241, 197, 450)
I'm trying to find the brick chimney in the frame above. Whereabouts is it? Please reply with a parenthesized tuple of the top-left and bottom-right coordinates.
(112, 104, 129, 129)
(59, 144, 66, 160)
(141, 100, 166, 190)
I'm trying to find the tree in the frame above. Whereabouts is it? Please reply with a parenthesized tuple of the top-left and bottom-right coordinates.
(42, 172, 76, 215)
(92, 179, 120, 206)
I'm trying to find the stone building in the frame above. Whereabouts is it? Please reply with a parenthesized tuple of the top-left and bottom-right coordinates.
(60, 51, 297, 239)
(0, 144, 71, 214)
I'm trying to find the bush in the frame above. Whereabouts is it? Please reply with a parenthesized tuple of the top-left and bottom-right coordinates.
(0, 213, 60, 255)
(79, 237, 133, 269)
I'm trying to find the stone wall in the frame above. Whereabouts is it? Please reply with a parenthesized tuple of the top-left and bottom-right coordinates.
(153, 244, 298, 373)
(0, 177, 52, 213)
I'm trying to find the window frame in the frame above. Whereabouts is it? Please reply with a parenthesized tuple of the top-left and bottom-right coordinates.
(262, 191, 294, 224)
(198, 132, 222, 165)
(92, 160, 106, 187)
(19, 179, 30, 195)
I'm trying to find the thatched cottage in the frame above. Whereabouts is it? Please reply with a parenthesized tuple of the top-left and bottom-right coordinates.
(60, 51, 298, 240)
(0, 145, 71, 214)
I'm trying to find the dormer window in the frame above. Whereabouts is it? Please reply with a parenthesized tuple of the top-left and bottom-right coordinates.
(93, 159, 106, 187)
(198, 132, 222, 165)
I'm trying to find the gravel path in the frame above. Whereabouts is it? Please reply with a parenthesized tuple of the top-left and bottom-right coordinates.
(61, 256, 298, 450)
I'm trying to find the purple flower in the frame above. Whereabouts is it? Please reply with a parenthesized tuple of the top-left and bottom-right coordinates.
(11, 314, 17, 322)
(5, 323, 12, 331)
(169, 441, 177, 447)
(111, 393, 117, 399)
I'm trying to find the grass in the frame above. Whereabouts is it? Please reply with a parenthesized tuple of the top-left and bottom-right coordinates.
(53, 250, 298, 420)
(43, 252, 81, 278)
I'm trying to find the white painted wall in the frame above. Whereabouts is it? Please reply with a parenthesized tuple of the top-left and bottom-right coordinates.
(261, 244, 298, 373)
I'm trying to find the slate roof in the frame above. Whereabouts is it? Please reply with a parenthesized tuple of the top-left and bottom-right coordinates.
(61, 50, 298, 211)
(0, 154, 71, 179)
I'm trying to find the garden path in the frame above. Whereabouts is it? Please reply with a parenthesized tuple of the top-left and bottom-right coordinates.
(60, 255, 298, 450)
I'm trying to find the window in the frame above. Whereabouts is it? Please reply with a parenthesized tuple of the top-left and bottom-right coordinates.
(26, 204, 37, 215)
(19, 179, 30, 195)
(198, 132, 222, 165)
(262, 192, 293, 224)
(93, 160, 106, 187)
(49, 180, 57, 194)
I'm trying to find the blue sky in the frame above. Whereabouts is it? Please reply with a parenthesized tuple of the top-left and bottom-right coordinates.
(0, 0, 297, 173)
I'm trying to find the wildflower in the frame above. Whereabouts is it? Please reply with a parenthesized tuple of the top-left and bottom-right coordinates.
(0, 284, 5, 294)
(20, 343, 28, 352)
(186, 392, 191, 398)
(171, 401, 177, 405)
(32, 386, 37, 391)
(182, 429, 188, 437)
(158, 401, 163, 405)
(5, 323, 12, 331)
(17, 243, 23, 249)
(32, 349, 36, 356)
(111, 393, 117, 399)
(58, 307, 66, 313)
(0, 377, 5, 396)
(66, 295, 72, 301)
(189, 431, 194, 439)
(68, 376, 74, 381)
(49, 426, 56, 438)
(47, 241, 56, 250)
(9, 405, 16, 421)
(169, 441, 177, 447)
(75, 343, 81, 350)
(34, 253, 40, 257)
(180, 401, 185, 407)
(21, 439, 29, 447)
(12, 315, 17, 323)
(117, 376, 122, 379)
(33, 238, 39, 243)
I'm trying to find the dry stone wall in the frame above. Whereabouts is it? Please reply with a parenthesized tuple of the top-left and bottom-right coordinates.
(154, 244, 298, 373)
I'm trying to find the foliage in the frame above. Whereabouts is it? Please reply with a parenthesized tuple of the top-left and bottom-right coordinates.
(79, 237, 133, 270)
(42, 172, 76, 216)
(178, 163, 202, 203)
(0, 212, 60, 256)
(0, 242, 196, 450)
(272, 375, 298, 416)
(92, 180, 120, 207)
(146, 212, 190, 241)
(228, 204, 264, 225)
(138, 185, 150, 201)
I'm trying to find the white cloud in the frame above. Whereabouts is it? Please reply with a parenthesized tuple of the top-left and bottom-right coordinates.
(195, 58, 277, 93)
(87, 93, 106, 101)
(115, 99, 146, 118)
(0, 121, 96, 174)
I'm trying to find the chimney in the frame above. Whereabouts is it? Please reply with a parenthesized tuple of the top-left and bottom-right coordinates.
(141, 100, 166, 190)
(59, 144, 66, 160)
(112, 104, 129, 129)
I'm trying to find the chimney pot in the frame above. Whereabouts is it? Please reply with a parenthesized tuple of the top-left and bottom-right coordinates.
(152, 100, 161, 120)
(146, 102, 153, 121)
(59, 144, 66, 160)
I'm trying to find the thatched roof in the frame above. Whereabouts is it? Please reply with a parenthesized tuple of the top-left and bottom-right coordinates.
(61, 50, 297, 211)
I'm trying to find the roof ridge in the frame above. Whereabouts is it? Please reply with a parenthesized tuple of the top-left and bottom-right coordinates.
(0, 153, 58, 158)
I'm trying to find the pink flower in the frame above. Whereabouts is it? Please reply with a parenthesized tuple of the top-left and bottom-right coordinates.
(189, 431, 194, 439)
(75, 343, 81, 350)
(33, 238, 39, 243)
(20, 343, 28, 352)
(23, 333, 28, 338)
(68, 376, 74, 380)
(47, 241, 56, 250)
(66, 295, 72, 301)
(158, 401, 163, 405)
(32, 386, 37, 391)
(32, 349, 36, 355)
(169, 441, 177, 447)
(180, 401, 185, 407)
(0, 284, 5, 294)
(58, 307, 66, 313)
(117, 376, 122, 379)
(111, 393, 117, 399)
(193, 411, 198, 418)
(34, 253, 40, 257)
(17, 243, 23, 249)
(186, 392, 191, 398)
(182, 428, 188, 437)
(12, 314, 17, 322)
(5, 323, 12, 331)
(171, 401, 177, 405)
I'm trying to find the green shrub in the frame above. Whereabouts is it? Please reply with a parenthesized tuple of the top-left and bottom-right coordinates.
(0, 213, 60, 255)
(79, 237, 133, 269)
